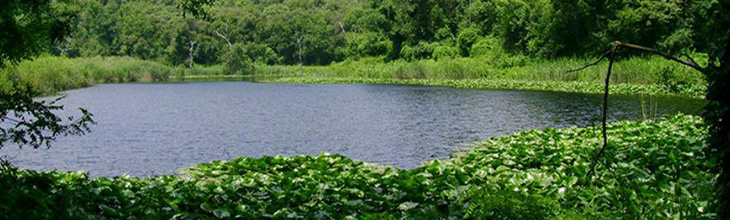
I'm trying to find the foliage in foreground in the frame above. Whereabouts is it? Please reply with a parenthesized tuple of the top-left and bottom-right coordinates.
(0, 115, 714, 219)
(0, 83, 94, 149)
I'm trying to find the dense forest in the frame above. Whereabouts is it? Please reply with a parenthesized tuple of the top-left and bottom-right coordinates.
(54, 0, 718, 68)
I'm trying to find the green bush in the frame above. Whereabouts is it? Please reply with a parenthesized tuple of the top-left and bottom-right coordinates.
(459, 187, 561, 220)
(457, 28, 480, 56)
(241, 43, 279, 65)
(222, 44, 254, 75)
(400, 41, 436, 61)
(470, 36, 504, 58)
(434, 27, 455, 42)
(348, 32, 393, 58)
(432, 45, 459, 61)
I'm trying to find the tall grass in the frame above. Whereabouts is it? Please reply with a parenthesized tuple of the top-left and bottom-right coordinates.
(1, 56, 223, 95)
(255, 56, 704, 85)
(253, 56, 706, 98)
(1, 55, 706, 97)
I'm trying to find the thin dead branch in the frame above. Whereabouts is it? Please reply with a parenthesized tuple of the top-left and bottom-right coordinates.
(565, 50, 612, 73)
(586, 45, 618, 178)
(616, 41, 705, 72)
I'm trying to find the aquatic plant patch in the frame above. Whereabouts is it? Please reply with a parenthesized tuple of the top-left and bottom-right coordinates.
(0, 115, 714, 219)
(264, 77, 706, 99)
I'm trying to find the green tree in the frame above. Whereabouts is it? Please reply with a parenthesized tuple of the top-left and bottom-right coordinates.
(1, 0, 74, 66)
(222, 43, 253, 74)
(1, 0, 94, 149)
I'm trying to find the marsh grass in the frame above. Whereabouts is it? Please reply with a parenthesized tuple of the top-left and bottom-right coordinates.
(257, 56, 703, 85)
(253, 56, 706, 98)
(2, 55, 706, 97)
(1, 56, 225, 95)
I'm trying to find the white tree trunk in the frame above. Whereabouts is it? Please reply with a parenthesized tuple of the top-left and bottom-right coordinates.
(214, 30, 232, 51)
(339, 21, 348, 42)
(214, 23, 233, 51)
(188, 40, 197, 68)
(56, 37, 72, 57)
(296, 35, 303, 74)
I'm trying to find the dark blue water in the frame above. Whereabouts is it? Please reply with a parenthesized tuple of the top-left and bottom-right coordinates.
(3, 82, 703, 177)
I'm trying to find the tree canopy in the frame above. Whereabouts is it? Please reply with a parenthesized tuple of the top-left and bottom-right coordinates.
(35, 0, 722, 67)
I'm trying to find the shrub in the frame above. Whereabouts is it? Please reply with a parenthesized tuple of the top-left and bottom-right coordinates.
(470, 36, 504, 58)
(400, 41, 435, 61)
(459, 187, 561, 220)
(432, 45, 459, 61)
(222, 44, 254, 75)
(348, 32, 393, 58)
(457, 28, 480, 56)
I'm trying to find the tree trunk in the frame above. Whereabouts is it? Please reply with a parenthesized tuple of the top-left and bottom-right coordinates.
(296, 35, 303, 74)
(339, 21, 348, 42)
(56, 37, 72, 57)
(214, 30, 232, 51)
(188, 40, 196, 68)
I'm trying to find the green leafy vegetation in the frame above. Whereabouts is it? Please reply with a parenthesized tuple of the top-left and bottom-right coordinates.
(0, 115, 715, 219)
(36, 0, 720, 66)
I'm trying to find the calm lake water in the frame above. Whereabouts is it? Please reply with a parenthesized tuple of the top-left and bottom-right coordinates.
(3, 82, 703, 177)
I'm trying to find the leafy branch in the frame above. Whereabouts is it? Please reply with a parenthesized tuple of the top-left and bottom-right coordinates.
(0, 85, 95, 150)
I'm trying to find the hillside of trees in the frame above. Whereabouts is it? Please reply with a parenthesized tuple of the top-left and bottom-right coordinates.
(54, 0, 718, 68)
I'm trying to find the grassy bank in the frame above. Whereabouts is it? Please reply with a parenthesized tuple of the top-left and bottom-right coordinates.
(255, 56, 706, 98)
(1, 115, 715, 219)
(0, 56, 222, 96)
(1, 55, 706, 98)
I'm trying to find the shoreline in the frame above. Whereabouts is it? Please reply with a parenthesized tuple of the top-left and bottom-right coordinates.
(258, 76, 706, 99)
(3, 56, 707, 99)
(166, 74, 706, 99)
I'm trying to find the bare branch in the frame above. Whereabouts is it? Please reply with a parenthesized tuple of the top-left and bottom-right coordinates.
(188, 40, 197, 68)
(295, 35, 304, 74)
(565, 50, 612, 73)
(573, 41, 707, 179)
(586, 45, 619, 179)
(680, 53, 701, 68)
(616, 41, 706, 72)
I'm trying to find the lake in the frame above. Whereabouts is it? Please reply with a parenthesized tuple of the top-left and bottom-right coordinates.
(3, 82, 704, 177)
